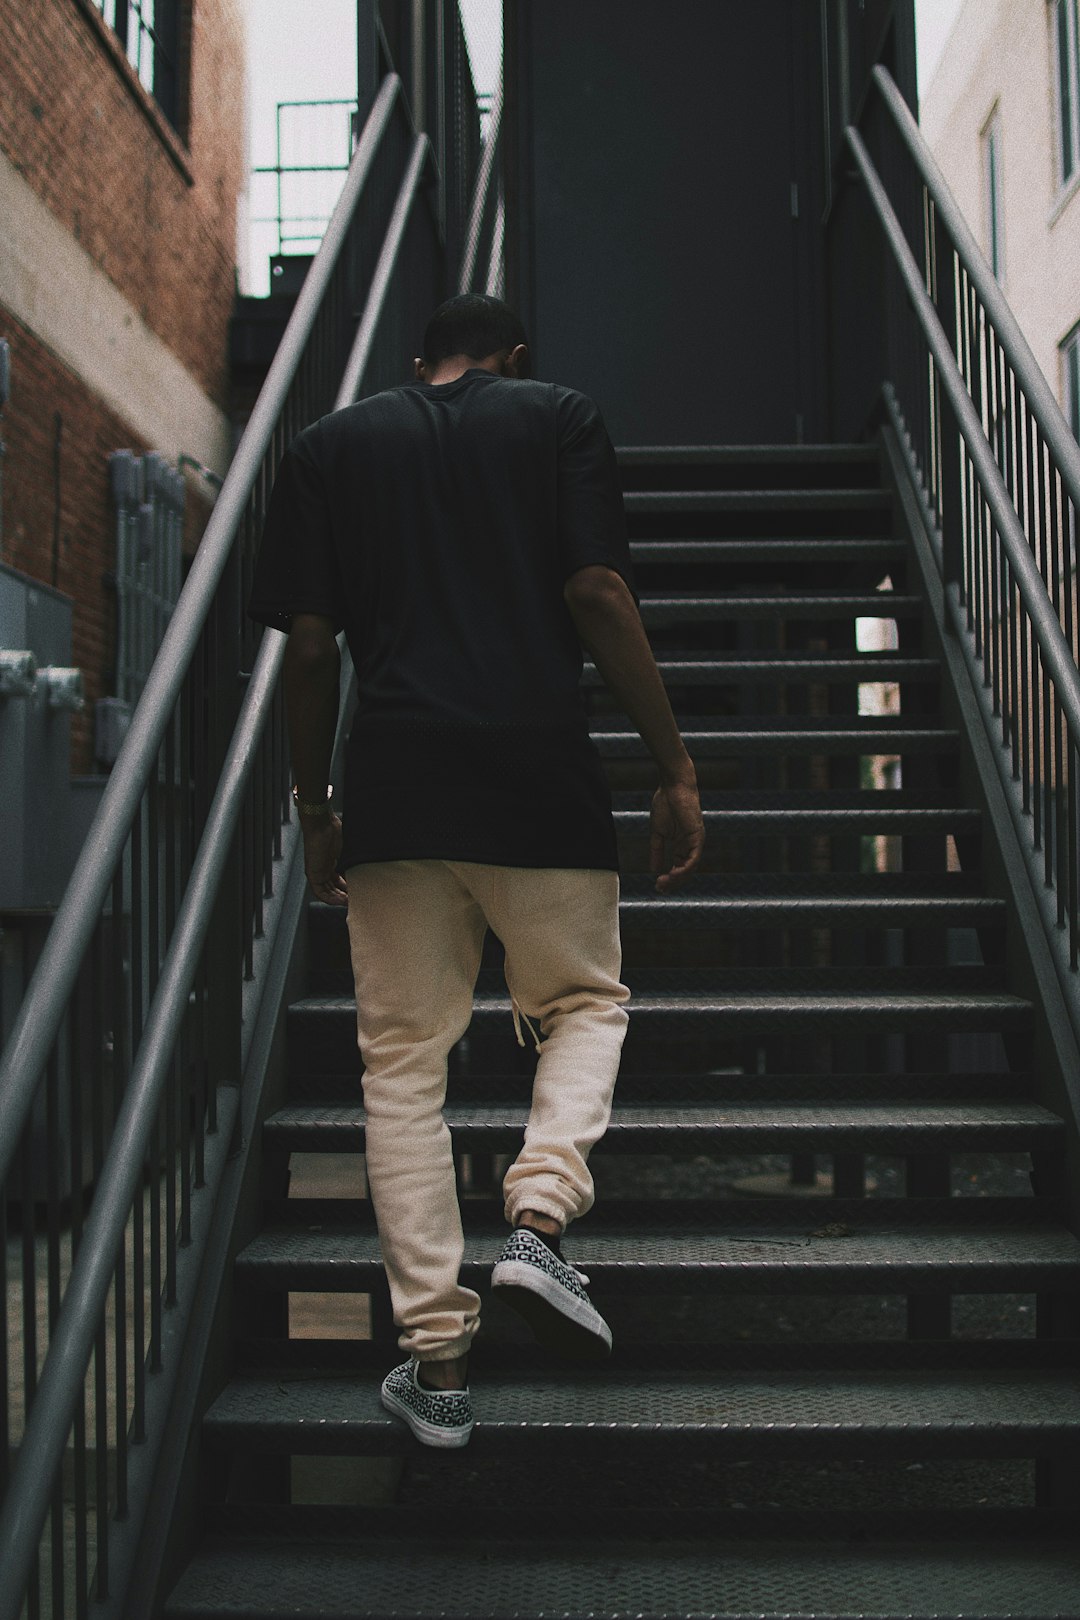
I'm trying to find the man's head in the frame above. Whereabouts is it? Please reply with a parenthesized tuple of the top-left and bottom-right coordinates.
(414, 294, 530, 384)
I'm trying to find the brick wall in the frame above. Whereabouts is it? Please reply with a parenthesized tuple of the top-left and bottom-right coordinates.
(0, 0, 243, 773)
(0, 312, 216, 771)
(0, 0, 245, 409)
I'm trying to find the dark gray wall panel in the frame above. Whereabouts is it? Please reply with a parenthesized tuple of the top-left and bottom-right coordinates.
(506, 1, 826, 445)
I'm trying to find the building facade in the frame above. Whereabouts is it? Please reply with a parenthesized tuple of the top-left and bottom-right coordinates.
(0, 0, 247, 775)
(919, 0, 1080, 440)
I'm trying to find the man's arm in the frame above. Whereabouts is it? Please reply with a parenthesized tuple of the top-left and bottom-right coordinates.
(284, 613, 348, 905)
(564, 566, 704, 892)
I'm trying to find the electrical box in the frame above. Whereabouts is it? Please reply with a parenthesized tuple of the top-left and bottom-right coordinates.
(0, 562, 79, 910)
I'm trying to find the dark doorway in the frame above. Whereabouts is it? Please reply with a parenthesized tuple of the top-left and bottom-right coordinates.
(505, 1, 826, 444)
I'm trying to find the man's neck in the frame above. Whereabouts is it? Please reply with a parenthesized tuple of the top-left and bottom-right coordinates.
(424, 356, 497, 386)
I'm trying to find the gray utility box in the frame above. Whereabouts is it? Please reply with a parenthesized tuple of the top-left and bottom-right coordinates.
(0, 561, 82, 911)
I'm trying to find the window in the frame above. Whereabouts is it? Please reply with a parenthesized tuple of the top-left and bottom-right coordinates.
(1064, 324, 1080, 441)
(1054, 0, 1080, 185)
(982, 111, 1005, 282)
(90, 0, 181, 130)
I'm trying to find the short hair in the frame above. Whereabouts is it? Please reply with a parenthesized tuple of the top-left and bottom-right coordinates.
(421, 294, 529, 366)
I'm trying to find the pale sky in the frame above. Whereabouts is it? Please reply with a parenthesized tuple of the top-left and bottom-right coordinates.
(241, 0, 964, 292)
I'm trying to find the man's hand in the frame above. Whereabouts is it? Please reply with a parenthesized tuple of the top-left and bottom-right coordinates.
(650, 777, 705, 893)
(302, 810, 348, 905)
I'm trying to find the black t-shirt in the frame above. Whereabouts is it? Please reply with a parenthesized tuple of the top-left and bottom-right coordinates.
(248, 369, 635, 871)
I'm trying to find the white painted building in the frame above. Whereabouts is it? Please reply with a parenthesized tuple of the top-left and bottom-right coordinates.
(919, 0, 1080, 439)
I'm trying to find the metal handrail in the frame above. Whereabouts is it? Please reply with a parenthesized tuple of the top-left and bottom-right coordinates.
(0, 122, 434, 1612)
(0, 84, 442, 1620)
(457, 69, 503, 295)
(0, 74, 400, 1194)
(845, 124, 1080, 747)
(870, 65, 1080, 521)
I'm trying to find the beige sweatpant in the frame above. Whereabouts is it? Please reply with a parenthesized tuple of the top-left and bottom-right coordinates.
(345, 859, 630, 1362)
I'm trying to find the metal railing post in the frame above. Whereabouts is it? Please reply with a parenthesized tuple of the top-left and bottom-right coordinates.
(934, 218, 965, 593)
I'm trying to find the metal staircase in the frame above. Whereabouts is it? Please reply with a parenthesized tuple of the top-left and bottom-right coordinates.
(164, 444, 1080, 1619)
(5, 49, 1080, 1620)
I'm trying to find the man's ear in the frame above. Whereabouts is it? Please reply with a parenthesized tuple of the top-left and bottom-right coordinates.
(413, 357, 426, 380)
(506, 344, 530, 379)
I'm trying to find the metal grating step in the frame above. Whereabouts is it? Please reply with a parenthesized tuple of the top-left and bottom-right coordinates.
(290, 989, 1033, 1040)
(617, 442, 882, 472)
(286, 1068, 1037, 1108)
(628, 536, 902, 560)
(638, 593, 922, 623)
(230, 1336, 1077, 1379)
(165, 1532, 1080, 1619)
(594, 724, 958, 757)
(263, 1100, 1061, 1156)
(623, 489, 893, 513)
(236, 1199, 1080, 1296)
(614, 808, 979, 869)
(585, 652, 937, 685)
(202, 1364, 1080, 1459)
(616, 890, 1005, 928)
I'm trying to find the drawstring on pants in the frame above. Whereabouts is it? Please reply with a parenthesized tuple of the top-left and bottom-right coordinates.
(511, 997, 543, 1055)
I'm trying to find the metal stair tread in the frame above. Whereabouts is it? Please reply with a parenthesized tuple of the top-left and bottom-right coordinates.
(615, 788, 970, 808)
(236, 1202, 1080, 1289)
(594, 726, 958, 756)
(314, 875, 994, 912)
(615, 807, 980, 839)
(291, 989, 1032, 1020)
(616, 443, 880, 464)
(628, 537, 903, 558)
(638, 593, 923, 619)
(288, 1068, 1036, 1106)
(615, 892, 1005, 923)
(165, 1532, 1080, 1619)
(623, 488, 893, 510)
(202, 1364, 1080, 1447)
(263, 1099, 1061, 1151)
(584, 653, 937, 683)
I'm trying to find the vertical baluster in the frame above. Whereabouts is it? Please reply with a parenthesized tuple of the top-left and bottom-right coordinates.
(50, 1471, 65, 1620)
(1056, 697, 1067, 928)
(1036, 437, 1049, 868)
(93, 1315, 108, 1600)
(0, 1181, 7, 1507)
(67, 992, 90, 1620)
(163, 706, 180, 1306)
(45, 1046, 65, 1620)
(129, 798, 144, 1442)
(72, 1376, 88, 1620)
(111, 865, 126, 1142)
(988, 331, 1003, 714)
(241, 746, 254, 979)
(1020, 407, 1035, 816)
(963, 273, 978, 622)
(114, 1234, 128, 1523)
(20, 1118, 38, 1419)
(21, 1115, 40, 1620)
(147, 744, 163, 1375)
(182, 638, 198, 1239)
(271, 679, 284, 859)
(132, 1173, 145, 1445)
(86, 909, 110, 1604)
(131, 797, 144, 1054)
(1063, 470, 1076, 668)
(1069, 734, 1079, 969)
(1002, 362, 1017, 760)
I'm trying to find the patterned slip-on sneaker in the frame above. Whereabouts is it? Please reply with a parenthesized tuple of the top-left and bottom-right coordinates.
(380, 1360, 474, 1449)
(491, 1226, 613, 1362)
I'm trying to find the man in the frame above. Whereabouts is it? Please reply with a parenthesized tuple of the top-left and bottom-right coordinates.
(249, 294, 703, 1449)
